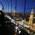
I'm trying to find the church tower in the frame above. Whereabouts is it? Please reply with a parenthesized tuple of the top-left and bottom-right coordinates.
(28, 9, 34, 26)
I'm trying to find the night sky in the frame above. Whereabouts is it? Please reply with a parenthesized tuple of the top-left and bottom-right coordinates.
(0, 0, 35, 13)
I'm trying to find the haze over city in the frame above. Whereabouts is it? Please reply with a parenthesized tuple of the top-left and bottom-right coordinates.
(0, 0, 35, 13)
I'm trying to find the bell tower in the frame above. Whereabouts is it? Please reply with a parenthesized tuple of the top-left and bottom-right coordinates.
(29, 9, 34, 25)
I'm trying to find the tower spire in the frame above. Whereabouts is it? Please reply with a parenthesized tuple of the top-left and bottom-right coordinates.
(28, 9, 34, 25)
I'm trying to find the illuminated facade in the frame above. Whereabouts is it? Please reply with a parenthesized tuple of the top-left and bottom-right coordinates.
(29, 9, 34, 25)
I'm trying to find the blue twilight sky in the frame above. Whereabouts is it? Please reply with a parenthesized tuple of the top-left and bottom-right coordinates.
(0, 0, 35, 13)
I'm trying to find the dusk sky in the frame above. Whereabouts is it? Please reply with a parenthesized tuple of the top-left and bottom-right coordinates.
(0, 0, 35, 13)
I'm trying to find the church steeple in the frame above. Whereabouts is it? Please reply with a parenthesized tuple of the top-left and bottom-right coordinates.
(28, 9, 34, 25)
(31, 9, 34, 15)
